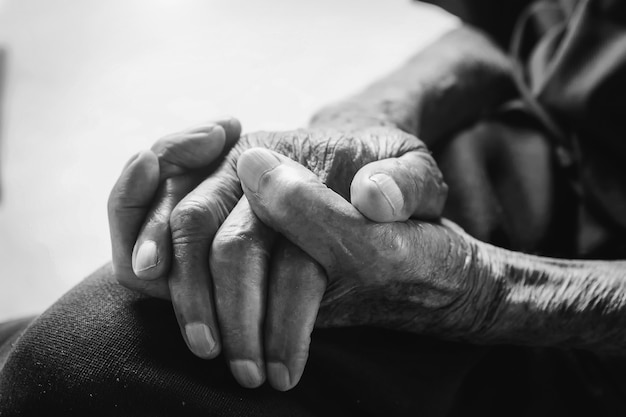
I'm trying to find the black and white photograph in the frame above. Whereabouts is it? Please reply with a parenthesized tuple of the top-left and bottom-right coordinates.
(1, 0, 626, 415)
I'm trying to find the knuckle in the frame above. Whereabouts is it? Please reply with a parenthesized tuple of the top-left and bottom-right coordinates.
(211, 232, 253, 264)
(211, 225, 272, 275)
(170, 199, 216, 243)
(171, 199, 209, 227)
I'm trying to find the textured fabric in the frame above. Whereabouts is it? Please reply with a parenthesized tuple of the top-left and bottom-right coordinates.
(0, 264, 488, 416)
(1, 265, 626, 416)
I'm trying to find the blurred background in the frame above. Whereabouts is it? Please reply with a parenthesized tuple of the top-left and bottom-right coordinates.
(0, 0, 456, 321)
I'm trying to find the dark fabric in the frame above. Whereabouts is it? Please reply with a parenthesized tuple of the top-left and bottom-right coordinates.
(436, 115, 579, 257)
(1, 265, 626, 416)
(450, 346, 626, 417)
(0, 317, 34, 370)
(419, 0, 532, 46)
(508, 0, 626, 257)
(429, 0, 626, 256)
(0, 264, 487, 417)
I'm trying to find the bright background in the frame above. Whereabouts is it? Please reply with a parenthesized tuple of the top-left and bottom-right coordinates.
(0, 0, 456, 321)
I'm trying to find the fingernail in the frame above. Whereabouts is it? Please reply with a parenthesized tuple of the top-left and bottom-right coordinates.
(185, 323, 217, 358)
(133, 240, 158, 273)
(369, 173, 403, 216)
(237, 149, 282, 193)
(230, 360, 265, 388)
(267, 362, 292, 391)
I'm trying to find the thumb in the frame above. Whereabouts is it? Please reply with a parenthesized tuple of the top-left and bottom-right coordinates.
(350, 151, 447, 222)
(236, 148, 367, 269)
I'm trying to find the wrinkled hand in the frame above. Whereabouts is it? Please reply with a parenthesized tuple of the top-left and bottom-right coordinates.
(238, 148, 491, 339)
(108, 118, 447, 390)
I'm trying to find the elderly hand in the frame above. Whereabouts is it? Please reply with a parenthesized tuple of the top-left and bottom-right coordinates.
(237, 148, 494, 339)
(108, 118, 448, 390)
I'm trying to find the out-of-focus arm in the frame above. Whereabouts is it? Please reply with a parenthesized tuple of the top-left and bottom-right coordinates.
(310, 26, 517, 147)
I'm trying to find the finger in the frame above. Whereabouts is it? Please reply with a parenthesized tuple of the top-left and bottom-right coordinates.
(151, 117, 242, 179)
(131, 175, 198, 280)
(237, 148, 367, 269)
(133, 126, 225, 280)
(168, 161, 243, 359)
(132, 118, 242, 280)
(265, 238, 326, 391)
(107, 150, 170, 298)
(210, 197, 276, 388)
(350, 151, 448, 222)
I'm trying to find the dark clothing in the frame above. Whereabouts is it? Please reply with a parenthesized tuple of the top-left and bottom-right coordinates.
(2, 265, 626, 416)
(421, 0, 532, 46)
(2, 0, 626, 415)
(0, 265, 484, 416)
(427, 0, 626, 257)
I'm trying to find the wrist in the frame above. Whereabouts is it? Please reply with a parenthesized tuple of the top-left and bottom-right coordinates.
(435, 225, 507, 342)
(467, 242, 626, 352)
(383, 221, 504, 341)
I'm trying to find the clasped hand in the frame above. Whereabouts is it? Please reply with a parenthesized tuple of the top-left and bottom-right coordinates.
(108, 117, 481, 391)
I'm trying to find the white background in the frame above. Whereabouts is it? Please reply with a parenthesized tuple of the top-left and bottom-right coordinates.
(0, 0, 455, 321)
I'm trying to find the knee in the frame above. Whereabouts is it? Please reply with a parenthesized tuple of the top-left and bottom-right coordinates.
(0, 264, 232, 415)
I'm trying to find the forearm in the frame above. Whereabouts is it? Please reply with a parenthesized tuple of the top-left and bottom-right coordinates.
(470, 240, 626, 353)
(309, 26, 516, 147)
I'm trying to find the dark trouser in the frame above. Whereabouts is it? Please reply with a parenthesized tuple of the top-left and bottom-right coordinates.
(0, 264, 625, 416)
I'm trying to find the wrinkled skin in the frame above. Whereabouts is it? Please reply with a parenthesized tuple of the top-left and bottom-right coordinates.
(108, 119, 448, 390)
(109, 114, 560, 391)
(237, 149, 486, 333)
